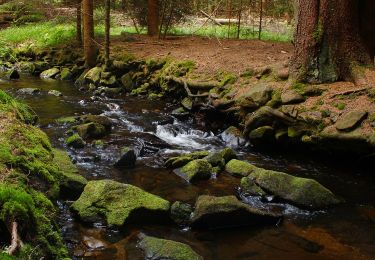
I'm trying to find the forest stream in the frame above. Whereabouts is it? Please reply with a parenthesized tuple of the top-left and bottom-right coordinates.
(1, 75, 375, 259)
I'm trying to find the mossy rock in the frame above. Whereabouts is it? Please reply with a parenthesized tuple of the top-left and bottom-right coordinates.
(56, 116, 79, 125)
(219, 148, 237, 163)
(60, 67, 73, 81)
(120, 72, 134, 92)
(71, 180, 170, 226)
(248, 126, 275, 144)
(138, 235, 202, 260)
(76, 122, 108, 140)
(225, 159, 255, 177)
(53, 149, 87, 199)
(80, 114, 113, 131)
(240, 177, 267, 196)
(220, 127, 246, 148)
(181, 97, 193, 110)
(191, 195, 282, 229)
(170, 201, 193, 225)
(177, 159, 212, 182)
(40, 67, 60, 79)
(251, 168, 341, 209)
(204, 152, 225, 169)
(335, 110, 368, 132)
(84, 66, 102, 85)
(65, 134, 85, 149)
(165, 151, 209, 168)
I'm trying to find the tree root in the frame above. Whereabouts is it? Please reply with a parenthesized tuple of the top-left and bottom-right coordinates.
(167, 76, 220, 91)
(6, 221, 23, 256)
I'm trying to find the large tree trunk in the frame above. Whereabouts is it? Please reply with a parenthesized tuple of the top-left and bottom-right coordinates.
(82, 0, 96, 68)
(290, 0, 374, 84)
(76, 0, 82, 44)
(104, 0, 110, 66)
(147, 0, 159, 36)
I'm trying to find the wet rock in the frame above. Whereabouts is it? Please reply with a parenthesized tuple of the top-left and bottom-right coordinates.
(248, 126, 275, 145)
(138, 235, 202, 260)
(249, 168, 341, 209)
(48, 90, 63, 97)
(80, 114, 113, 132)
(220, 126, 246, 148)
(170, 201, 193, 225)
(240, 177, 267, 196)
(281, 90, 305, 105)
(204, 152, 225, 169)
(84, 66, 102, 85)
(299, 111, 323, 125)
(281, 105, 299, 118)
(219, 148, 237, 163)
(102, 87, 122, 97)
(238, 85, 273, 108)
(181, 97, 193, 110)
(56, 116, 79, 125)
(100, 75, 117, 87)
(60, 67, 73, 81)
(171, 107, 190, 118)
(114, 147, 137, 168)
(40, 67, 60, 79)
(225, 159, 255, 177)
(1, 69, 20, 80)
(177, 159, 212, 182)
(276, 68, 289, 80)
(76, 122, 108, 139)
(244, 106, 295, 135)
(65, 133, 85, 149)
(165, 151, 209, 168)
(17, 88, 41, 95)
(71, 180, 170, 226)
(53, 149, 87, 199)
(120, 72, 133, 91)
(190, 195, 282, 229)
(83, 236, 107, 250)
(336, 110, 368, 131)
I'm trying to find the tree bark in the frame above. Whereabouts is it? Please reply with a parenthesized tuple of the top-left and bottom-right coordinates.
(147, 0, 159, 36)
(76, 0, 82, 44)
(104, 0, 110, 66)
(82, 0, 96, 68)
(290, 0, 373, 84)
(6, 221, 23, 256)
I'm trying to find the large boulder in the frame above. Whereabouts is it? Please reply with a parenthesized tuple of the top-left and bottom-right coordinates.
(225, 159, 255, 177)
(71, 180, 171, 226)
(176, 159, 212, 182)
(335, 110, 368, 131)
(17, 88, 40, 95)
(220, 126, 246, 148)
(138, 235, 202, 260)
(84, 67, 102, 85)
(0, 69, 20, 80)
(40, 67, 60, 79)
(76, 122, 108, 139)
(245, 168, 341, 209)
(65, 134, 85, 149)
(191, 195, 282, 229)
(114, 147, 137, 168)
(80, 114, 113, 132)
(240, 85, 273, 107)
(53, 149, 87, 199)
(165, 151, 209, 168)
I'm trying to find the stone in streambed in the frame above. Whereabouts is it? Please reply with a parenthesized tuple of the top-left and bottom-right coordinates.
(220, 126, 246, 148)
(281, 90, 305, 104)
(76, 122, 108, 139)
(48, 90, 63, 97)
(40, 67, 60, 79)
(1, 69, 20, 80)
(181, 97, 193, 110)
(336, 110, 368, 131)
(190, 195, 282, 229)
(245, 168, 341, 209)
(80, 114, 113, 132)
(249, 126, 275, 145)
(176, 159, 212, 182)
(138, 235, 202, 260)
(84, 67, 102, 85)
(170, 201, 193, 225)
(219, 147, 237, 163)
(53, 149, 87, 199)
(60, 67, 73, 81)
(165, 151, 209, 168)
(17, 88, 40, 95)
(240, 177, 267, 196)
(65, 133, 85, 149)
(204, 152, 225, 169)
(225, 159, 255, 177)
(114, 147, 137, 168)
(71, 180, 170, 226)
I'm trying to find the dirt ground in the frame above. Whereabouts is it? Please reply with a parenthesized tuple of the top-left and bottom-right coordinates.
(111, 35, 293, 76)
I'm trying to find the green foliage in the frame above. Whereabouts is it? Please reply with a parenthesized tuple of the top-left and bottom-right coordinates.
(0, 90, 37, 124)
(290, 82, 306, 94)
(334, 102, 346, 110)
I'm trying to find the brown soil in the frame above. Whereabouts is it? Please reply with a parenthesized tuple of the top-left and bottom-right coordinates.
(111, 35, 293, 76)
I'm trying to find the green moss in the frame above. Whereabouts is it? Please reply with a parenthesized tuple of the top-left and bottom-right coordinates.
(0, 90, 37, 124)
(65, 134, 85, 148)
(225, 159, 255, 177)
(266, 89, 282, 108)
(334, 102, 346, 110)
(56, 116, 79, 125)
(180, 159, 212, 182)
(240, 68, 255, 78)
(313, 20, 324, 41)
(218, 148, 237, 163)
(139, 235, 202, 260)
(290, 82, 306, 95)
(165, 151, 210, 169)
(71, 180, 170, 226)
(218, 72, 237, 87)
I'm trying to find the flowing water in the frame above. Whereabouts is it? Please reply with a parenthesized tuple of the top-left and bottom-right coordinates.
(1, 76, 375, 259)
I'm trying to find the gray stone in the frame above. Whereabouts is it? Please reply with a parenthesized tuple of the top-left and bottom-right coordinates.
(281, 90, 305, 104)
(17, 88, 40, 95)
(40, 67, 60, 79)
(336, 110, 368, 131)
(48, 90, 63, 97)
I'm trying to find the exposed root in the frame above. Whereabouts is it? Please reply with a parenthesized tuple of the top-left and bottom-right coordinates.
(6, 221, 23, 256)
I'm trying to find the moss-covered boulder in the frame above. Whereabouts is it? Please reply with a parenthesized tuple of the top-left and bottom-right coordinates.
(181, 97, 193, 110)
(220, 127, 246, 148)
(165, 151, 209, 168)
(219, 147, 237, 163)
(84, 66, 102, 85)
(114, 147, 137, 168)
(40, 67, 60, 79)
(170, 201, 193, 225)
(191, 195, 282, 229)
(53, 149, 87, 199)
(56, 116, 79, 125)
(80, 114, 113, 132)
(240, 177, 267, 196)
(0, 69, 20, 80)
(71, 180, 171, 226)
(65, 134, 85, 149)
(225, 159, 255, 177)
(281, 90, 305, 104)
(60, 67, 73, 81)
(204, 152, 225, 169)
(48, 90, 63, 97)
(138, 235, 202, 260)
(76, 122, 108, 139)
(248, 126, 275, 145)
(249, 168, 341, 209)
(177, 159, 212, 182)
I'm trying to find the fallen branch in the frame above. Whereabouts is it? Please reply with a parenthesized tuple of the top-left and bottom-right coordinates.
(200, 10, 223, 26)
(7, 221, 23, 256)
(330, 87, 368, 98)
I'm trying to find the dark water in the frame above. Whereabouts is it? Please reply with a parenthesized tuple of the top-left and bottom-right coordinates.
(1, 76, 375, 259)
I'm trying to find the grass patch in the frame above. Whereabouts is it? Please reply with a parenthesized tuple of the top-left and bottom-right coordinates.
(0, 90, 37, 124)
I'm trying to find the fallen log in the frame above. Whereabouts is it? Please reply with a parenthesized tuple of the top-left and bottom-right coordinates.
(166, 76, 220, 91)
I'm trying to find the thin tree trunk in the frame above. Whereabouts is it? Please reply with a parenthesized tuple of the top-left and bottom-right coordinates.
(148, 0, 159, 36)
(237, 0, 243, 39)
(76, 0, 82, 44)
(258, 0, 263, 40)
(82, 0, 96, 68)
(104, 0, 110, 66)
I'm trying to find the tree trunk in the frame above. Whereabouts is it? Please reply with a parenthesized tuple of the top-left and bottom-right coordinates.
(290, 0, 374, 84)
(104, 0, 110, 66)
(76, 0, 82, 44)
(82, 0, 96, 68)
(148, 0, 159, 36)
